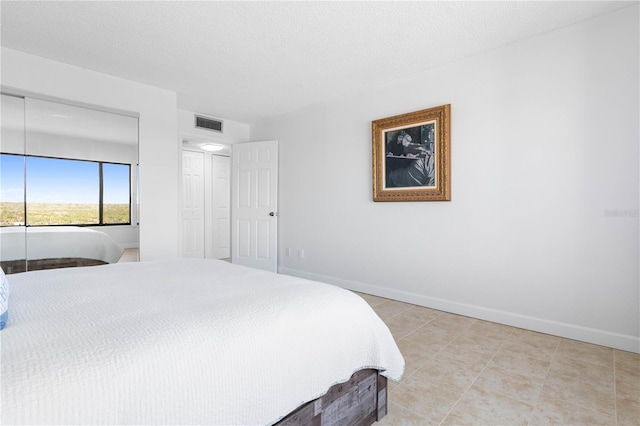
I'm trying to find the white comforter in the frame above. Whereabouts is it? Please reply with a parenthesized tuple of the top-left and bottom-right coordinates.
(0, 226, 124, 263)
(1, 259, 404, 425)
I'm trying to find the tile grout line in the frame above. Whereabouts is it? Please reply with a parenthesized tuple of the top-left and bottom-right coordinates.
(392, 310, 451, 384)
(383, 308, 448, 422)
(392, 315, 478, 423)
(433, 319, 494, 425)
(439, 327, 568, 426)
(613, 350, 618, 426)
(551, 341, 618, 421)
(524, 335, 562, 426)
(415, 315, 477, 380)
(523, 337, 618, 425)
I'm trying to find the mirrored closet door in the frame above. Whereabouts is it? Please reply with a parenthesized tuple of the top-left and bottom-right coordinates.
(0, 94, 26, 272)
(0, 93, 139, 273)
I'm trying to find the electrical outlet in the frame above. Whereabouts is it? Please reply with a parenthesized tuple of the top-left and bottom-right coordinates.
(298, 249, 304, 259)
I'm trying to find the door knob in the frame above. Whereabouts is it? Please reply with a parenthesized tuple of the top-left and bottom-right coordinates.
(269, 211, 278, 217)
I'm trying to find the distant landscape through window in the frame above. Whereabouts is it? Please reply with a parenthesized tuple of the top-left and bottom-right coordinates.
(0, 153, 130, 226)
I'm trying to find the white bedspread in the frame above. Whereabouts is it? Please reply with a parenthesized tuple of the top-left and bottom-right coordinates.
(1, 259, 404, 425)
(1, 226, 124, 264)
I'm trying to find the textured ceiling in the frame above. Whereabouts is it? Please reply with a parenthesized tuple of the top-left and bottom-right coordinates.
(1, 1, 634, 124)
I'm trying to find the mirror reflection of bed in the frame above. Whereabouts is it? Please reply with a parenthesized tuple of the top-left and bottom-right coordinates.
(0, 226, 139, 274)
(0, 93, 140, 273)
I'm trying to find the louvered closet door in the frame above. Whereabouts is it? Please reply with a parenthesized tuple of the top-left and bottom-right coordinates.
(231, 140, 278, 272)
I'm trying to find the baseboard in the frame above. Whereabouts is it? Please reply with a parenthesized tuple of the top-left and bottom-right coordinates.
(279, 266, 640, 354)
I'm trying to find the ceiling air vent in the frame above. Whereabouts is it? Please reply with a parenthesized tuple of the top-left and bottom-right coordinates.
(195, 114, 223, 133)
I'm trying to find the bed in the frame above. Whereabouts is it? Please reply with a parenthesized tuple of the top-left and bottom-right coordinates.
(0, 226, 125, 273)
(0, 258, 404, 425)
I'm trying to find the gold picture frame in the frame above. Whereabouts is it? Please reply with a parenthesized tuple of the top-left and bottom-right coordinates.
(372, 104, 451, 201)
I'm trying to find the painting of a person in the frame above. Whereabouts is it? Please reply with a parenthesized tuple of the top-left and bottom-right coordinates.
(385, 124, 435, 188)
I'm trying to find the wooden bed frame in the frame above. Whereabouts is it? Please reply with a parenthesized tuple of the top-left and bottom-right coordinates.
(1, 258, 107, 274)
(276, 369, 387, 426)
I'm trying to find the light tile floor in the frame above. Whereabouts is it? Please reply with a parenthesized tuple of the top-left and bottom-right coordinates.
(118, 248, 139, 262)
(356, 293, 640, 426)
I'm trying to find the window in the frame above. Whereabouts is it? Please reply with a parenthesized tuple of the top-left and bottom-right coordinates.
(26, 156, 99, 225)
(102, 163, 131, 224)
(0, 153, 131, 226)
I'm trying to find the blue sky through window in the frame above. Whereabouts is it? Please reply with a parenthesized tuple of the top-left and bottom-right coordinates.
(0, 154, 24, 202)
(103, 163, 130, 204)
(27, 156, 99, 204)
(1, 154, 130, 204)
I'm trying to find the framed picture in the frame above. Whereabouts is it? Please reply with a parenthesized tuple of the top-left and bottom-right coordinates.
(372, 104, 451, 201)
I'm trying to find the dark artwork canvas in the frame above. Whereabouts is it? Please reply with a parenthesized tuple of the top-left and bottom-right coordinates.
(384, 123, 436, 189)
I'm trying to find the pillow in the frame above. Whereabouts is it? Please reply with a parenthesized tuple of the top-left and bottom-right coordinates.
(0, 268, 8, 330)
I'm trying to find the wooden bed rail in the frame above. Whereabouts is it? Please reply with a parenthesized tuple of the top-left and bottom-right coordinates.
(275, 369, 388, 426)
(1, 258, 107, 274)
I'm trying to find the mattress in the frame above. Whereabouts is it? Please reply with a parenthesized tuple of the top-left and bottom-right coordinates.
(0, 226, 124, 264)
(1, 258, 404, 425)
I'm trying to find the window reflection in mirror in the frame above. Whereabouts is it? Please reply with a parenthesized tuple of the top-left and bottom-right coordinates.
(23, 156, 131, 226)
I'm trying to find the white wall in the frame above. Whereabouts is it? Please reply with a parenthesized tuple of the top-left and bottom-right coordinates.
(252, 7, 640, 352)
(1, 48, 180, 261)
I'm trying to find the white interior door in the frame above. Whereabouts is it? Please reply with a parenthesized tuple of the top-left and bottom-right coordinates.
(231, 140, 278, 272)
(181, 150, 205, 258)
(211, 155, 231, 259)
